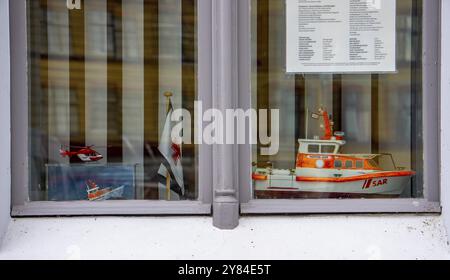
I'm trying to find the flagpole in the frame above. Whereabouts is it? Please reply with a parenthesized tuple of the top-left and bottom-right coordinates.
(164, 91, 173, 201)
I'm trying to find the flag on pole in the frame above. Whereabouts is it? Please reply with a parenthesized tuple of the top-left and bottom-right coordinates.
(157, 100, 185, 199)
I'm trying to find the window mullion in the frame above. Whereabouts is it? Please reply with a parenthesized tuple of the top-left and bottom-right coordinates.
(211, 0, 240, 229)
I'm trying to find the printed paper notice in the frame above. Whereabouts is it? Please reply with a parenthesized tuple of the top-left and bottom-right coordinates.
(286, 0, 396, 73)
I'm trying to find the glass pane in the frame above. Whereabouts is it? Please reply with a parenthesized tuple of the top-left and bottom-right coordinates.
(251, 0, 423, 199)
(28, 0, 198, 202)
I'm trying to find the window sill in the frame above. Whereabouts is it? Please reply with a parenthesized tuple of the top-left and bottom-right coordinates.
(12, 201, 211, 217)
(241, 199, 441, 214)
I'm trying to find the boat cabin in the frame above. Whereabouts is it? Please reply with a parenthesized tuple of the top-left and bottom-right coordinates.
(298, 139, 345, 155)
(296, 139, 382, 171)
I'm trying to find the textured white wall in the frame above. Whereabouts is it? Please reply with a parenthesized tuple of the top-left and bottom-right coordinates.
(441, 0, 450, 239)
(0, 216, 449, 260)
(0, 0, 11, 243)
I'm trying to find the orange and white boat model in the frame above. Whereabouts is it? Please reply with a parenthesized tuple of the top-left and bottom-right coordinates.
(252, 108, 415, 199)
(86, 179, 125, 201)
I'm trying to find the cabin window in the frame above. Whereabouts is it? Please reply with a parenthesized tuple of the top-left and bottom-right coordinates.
(308, 145, 320, 153)
(345, 161, 353, 169)
(356, 160, 364, 169)
(321, 145, 336, 154)
(334, 160, 343, 169)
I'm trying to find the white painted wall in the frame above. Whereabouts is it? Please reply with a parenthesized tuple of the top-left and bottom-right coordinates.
(0, 216, 449, 260)
(0, 0, 11, 242)
(441, 0, 450, 239)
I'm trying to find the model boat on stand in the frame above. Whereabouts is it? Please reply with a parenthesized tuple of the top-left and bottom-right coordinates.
(252, 108, 415, 199)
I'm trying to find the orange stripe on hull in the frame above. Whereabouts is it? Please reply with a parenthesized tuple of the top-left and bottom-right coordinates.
(255, 191, 400, 199)
(252, 174, 268, 181)
(296, 171, 415, 183)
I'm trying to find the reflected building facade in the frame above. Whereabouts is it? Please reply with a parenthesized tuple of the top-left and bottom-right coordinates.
(28, 0, 198, 201)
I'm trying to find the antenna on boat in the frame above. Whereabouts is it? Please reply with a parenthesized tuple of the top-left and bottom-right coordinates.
(305, 108, 309, 140)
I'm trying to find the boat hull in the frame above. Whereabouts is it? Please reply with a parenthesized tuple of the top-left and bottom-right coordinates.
(253, 171, 414, 199)
(89, 186, 125, 201)
(254, 190, 400, 199)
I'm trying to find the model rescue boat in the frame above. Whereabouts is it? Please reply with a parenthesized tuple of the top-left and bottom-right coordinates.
(86, 180, 125, 201)
(252, 108, 415, 199)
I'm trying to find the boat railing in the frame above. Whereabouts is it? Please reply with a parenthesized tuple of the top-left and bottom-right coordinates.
(373, 153, 406, 171)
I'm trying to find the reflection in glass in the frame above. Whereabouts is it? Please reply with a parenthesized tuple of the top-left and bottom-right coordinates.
(251, 0, 423, 199)
(28, 0, 198, 202)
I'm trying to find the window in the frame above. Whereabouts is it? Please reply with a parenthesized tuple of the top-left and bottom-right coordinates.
(28, 0, 201, 202)
(12, 0, 212, 216)
(85, 11, 116, 58)
(308, 145, 320, 153)
(321, 145, 336, 154)
(345, 160, 353, 169)
(241, 0, 440, 214)
(45, 10, 70, 56)
(251, 0, 423, 199)
(10, 0, 441, 225)
(356, 160, 364, 169)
